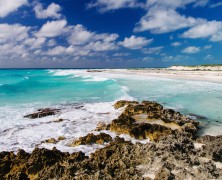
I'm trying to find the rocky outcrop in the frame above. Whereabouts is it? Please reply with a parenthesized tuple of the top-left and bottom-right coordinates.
(24, 108, 61, 119)
(1, 100, 222, 179)
(197, 135, 222, 162)
(86, 70, 104, 72)
(111, 101, 198, 141)
(41, 136, 66, 144)
(1, 135, 222, 180)
(70, 133, 112, 146)
(113, 100, 139, 109)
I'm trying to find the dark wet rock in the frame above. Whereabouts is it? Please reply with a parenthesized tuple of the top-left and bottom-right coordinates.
(110, 100, 199, 141)
(41, 136, 66, 144)
(113, 100, 139, 109)
(95, 122, 110, 131)
(87, 70, 104, 72)
(197, 135, 222, 162)
(24, 108, 61, 119)
(70, 133, 112, 146)
(154, 167, 175, 180)
(110, 115, 173, 141)
(188, 113, 207, 120)
(1, 100, 222, 179)
(1, 134, 222, 179)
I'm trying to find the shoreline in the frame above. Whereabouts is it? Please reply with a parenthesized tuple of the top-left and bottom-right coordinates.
(105, 69, 222, 84)
(0, 100, 222, 179)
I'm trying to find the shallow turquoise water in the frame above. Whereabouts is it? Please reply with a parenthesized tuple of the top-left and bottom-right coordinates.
(117, 78, 222, 134)
(0, 69, 222, 152)
(0, 70, 124, 106)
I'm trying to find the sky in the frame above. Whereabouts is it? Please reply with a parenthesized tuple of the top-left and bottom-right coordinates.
(0, 0, 222, 68)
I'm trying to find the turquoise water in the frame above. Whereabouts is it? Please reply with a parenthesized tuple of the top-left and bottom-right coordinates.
(0, 70, 124, 106)
(0, 69, 222, 152)
(118, 78, 222, 134)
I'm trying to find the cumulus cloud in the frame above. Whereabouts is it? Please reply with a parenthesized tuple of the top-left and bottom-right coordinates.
(0, 0, 27, 18)
(0, 43, 28, 58)
(36, 20, 67, 38)
(182, 46, 200, 54)
(134, 0, 209, 34)
(210, 32, 222, 41)
(84, 41, 117, 51)
(134, 8, 203, 33)
(182, 21, 222, 39)
(24, 37, 46, 49)
(46, 39, 56, 47)
(182, 21, 222, 42)
(34, 3, 62, 19)
(47, 46, 75, 56)
(119, 35, 153, 49)
(68, 24, 119, 51)
(68, 25, 94, 45)
(87, 0, 142, 12)
(0, 23, 29, 42)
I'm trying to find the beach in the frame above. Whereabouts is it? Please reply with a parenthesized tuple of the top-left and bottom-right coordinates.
(0, 68, 222, 179)
(105, 67, 222, 83)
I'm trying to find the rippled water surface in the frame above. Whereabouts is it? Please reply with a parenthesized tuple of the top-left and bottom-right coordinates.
(0, 69, 221, 152)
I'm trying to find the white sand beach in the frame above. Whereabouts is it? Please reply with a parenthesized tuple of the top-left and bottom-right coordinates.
(105, 66, 222, 84)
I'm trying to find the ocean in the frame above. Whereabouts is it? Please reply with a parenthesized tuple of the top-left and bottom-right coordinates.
(0, 69, 222, 153)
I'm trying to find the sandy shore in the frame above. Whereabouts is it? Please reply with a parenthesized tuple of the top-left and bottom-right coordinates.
(105, 68, 222, 84)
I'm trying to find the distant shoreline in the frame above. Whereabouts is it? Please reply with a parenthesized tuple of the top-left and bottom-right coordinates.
(105, 68, 222, 84)
(0, 64, 222, 70)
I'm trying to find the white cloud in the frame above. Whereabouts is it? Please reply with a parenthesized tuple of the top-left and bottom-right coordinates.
(182, 46, 200, 54)
(134, 8, 203, 33)
(210, 2, 222, 8)
(193, 0, 209, 7)
(171, 42, 182, 46)
(0, 0, 27, 18)
(47, 39, 57, 47)
(119, 35, 152, 49)
(67, 24, 119, 52)
(113, 53, 129, 57)
(142, 46, 163, 54)
(24, 37, 46, 49)
(146, 0, 208, 9)
(134, 0, 209, 34)
(87, 0, 141, 12)
(0, 23, 29, 42)
(34, 3, 62, 19)
(204, 45, 212, 49)
(0, 43, 27, 58)
(87, 0, 208, 13)
(204, 54, 213, 60)
(143, 56, 154, 61)
(210, 32, 222, 42)
(85, 41, 117, 51)
(68, 25, 119, 47)
(182, 21, 222, 39)
(68, 25, 94, 45)
(146, 0, 196, 9)
(47, 46, 75, 56)
(36, 20, 67, 38)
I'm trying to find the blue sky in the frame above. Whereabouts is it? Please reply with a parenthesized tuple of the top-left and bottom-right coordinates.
(0, 0, 222, 68)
